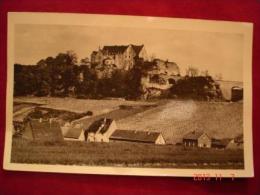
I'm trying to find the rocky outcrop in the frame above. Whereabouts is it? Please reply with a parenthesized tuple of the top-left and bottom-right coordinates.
(140, 59, 181, 99)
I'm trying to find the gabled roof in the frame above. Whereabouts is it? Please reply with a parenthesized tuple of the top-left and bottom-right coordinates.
(27, 119, 63, 141)
(211, 138, 232, 147)
(102, 44, 145, 55)
(13, 106, 35, 122)
(183, 131, 206, 140)
(131, 45, 144, 56)
(110, 129, 162, 143)
(91, 51, 98, 55)
(64, 124, 83, 139)
(87, 118, 113, 134)
(102, 45, 129, 54)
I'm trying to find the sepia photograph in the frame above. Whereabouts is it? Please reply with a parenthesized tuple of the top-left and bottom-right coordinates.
(3, 12, 253, 177)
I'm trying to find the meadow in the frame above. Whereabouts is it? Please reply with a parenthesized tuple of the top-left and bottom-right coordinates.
(11, 138, 244, 169)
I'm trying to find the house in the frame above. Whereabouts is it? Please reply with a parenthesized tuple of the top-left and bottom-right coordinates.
(109, 130, 166, 145)
(63, 123, 85, 141)
(91, 44, 148, 70)
(85, 118, 117, 142)
(211, 138, 232, 149)
(183, 131, 211, 148)
(226, 134, 243, 149)
(22, 118, 63, 141)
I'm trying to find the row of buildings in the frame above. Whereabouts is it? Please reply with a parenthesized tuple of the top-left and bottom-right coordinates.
(13, 112, 243, 149)
(182, 131, 243, 149)
(14, 117, 166, 145)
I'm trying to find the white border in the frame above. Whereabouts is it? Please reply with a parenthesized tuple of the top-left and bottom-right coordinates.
(3, 12, 254, 177)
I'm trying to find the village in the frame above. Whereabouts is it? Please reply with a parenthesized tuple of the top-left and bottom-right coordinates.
(11, 44, 244, 167)
(13, 103, 243, 150)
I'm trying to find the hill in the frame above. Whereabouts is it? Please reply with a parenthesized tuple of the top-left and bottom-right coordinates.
(117, 100, 243, 144)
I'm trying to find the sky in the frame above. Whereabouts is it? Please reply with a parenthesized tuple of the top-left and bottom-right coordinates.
(14, 24, 244, 81)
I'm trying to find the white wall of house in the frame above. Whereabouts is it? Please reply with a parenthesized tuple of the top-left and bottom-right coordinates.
(155, 134, 166, 145)
(198, 134, 211, 148)
(103, 120, 117, 140)
(78, 130, 85, 141)
(86, 120, 117, 143)
(61, 122, 71, 136)
(87, 132, 95, 142)
(139, 47, 148, 61)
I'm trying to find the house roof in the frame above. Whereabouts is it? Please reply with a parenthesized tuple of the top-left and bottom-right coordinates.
(87, 118, 113, 134)
(91, 51, 98, 55)
(110, 129, 162, 143)
(13, 107, 35, 122)
(132, 45, 144, 56)
(183, 131, 206, 140)
(64, 124, 83, 139)
(211, 138, 232, 147)
(102, 44, 144, 55)
(102, 45, 128, 54)
(28, 119, 63, 141)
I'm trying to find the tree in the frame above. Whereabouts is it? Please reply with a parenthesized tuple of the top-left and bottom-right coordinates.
(66, 50, 78, 65)
(80, 57, 91, 66)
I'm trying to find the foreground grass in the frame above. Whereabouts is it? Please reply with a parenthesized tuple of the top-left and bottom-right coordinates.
(11, 138, 244, 169)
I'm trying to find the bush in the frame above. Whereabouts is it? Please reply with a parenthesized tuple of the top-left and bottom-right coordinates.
(170, 76, 223, 100)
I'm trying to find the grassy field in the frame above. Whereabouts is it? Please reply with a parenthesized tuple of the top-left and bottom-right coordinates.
(14, 97, 156, 115)
(13, 97, 243, 144)
(117, 100, 243, 144)
(11, 138, 244, 169)
(12, 97, 244, 167)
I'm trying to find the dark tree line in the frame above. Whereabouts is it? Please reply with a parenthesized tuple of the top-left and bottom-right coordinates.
(14, 51, 142, 99)
(169, 76, 223, 100)
(14, 51, 223, 100)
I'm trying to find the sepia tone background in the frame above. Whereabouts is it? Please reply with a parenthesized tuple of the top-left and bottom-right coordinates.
(15, 24, 243, 81)
(0, 0, 260, 195)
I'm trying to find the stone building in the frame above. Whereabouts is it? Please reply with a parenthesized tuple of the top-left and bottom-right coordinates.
(91, 44, 148, 70)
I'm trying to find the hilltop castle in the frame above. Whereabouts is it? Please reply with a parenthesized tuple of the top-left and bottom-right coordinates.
(91, 44, 149, 70)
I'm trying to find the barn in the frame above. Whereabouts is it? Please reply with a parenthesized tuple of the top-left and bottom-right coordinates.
(226, 134, 244, 149)
(22, 118, 63, 141)
(85, 118, 117, 142)
(109, 130, 166, 145)
(183, 131, 211, 148)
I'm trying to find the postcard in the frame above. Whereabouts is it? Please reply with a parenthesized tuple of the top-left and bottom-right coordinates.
(4, 12, 254, 177)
